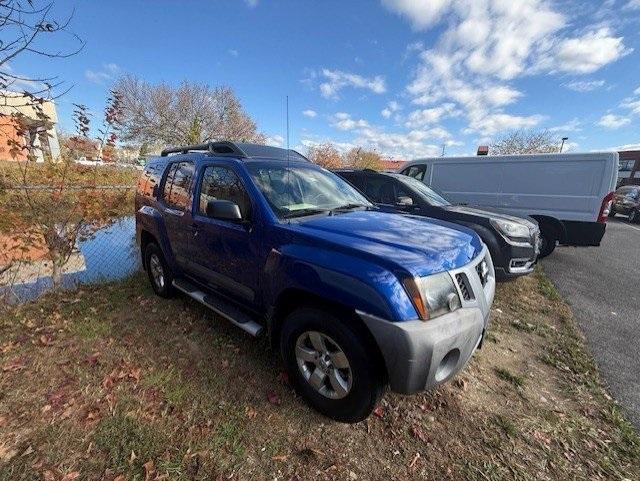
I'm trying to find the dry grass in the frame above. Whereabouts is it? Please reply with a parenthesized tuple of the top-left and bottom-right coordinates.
(0, 269, 638, 480)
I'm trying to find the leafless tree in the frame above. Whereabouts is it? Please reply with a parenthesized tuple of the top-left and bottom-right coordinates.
(114, 75, 265, 146)
(490, 130, 562, 155)
(0, 0, 83, 109)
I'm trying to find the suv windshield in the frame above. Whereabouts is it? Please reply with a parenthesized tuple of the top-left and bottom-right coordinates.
(393, 174, 450, 207)
(247, 163, 372, 218)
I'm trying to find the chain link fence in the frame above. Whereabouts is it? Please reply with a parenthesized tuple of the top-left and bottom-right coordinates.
(0, 185, 140, 304)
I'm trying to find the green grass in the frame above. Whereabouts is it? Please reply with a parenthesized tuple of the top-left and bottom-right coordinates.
(494, 367, 525, 388)
(493, 415, 518, 437)
(94, 413, 163, 476)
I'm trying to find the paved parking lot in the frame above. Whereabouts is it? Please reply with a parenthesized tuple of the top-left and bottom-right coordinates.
(542, 218, 640, 429)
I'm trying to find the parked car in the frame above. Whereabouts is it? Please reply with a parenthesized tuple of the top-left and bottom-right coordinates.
(334, 169, 539, 281)
(399, 152, 619, 257)
(609, 185, 640, 223)
(136, 141, 495, 422)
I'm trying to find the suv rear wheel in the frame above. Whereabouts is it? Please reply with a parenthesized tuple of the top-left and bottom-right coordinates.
(144, 243, 174, 298)
(630, 209, 639, 224)
(280, 307, 383, 423)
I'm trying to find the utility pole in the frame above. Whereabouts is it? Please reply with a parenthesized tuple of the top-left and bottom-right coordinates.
(441, 144, 446, 157)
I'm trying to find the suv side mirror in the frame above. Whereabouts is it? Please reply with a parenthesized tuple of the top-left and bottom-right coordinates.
(396, 196, 414, 207)
(206, 199, 242, 221)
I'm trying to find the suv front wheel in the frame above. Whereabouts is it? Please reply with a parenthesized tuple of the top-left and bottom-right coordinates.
(280, 307, 383, 423)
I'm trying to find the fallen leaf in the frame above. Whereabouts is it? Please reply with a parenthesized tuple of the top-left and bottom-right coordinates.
(245, 406, 258, 419)
(0, 443, 18, 462)
(113, 476, 126, 481)
(0, 416, 7, 428)
(373, 406, 384, 418)
(2, 358, 26, 372)
(86, 352, 101, 366)
(278, 371, 290, 386)
(61, 472, 81, 481)
(267, 391, 281, 406)
(20, 445, 34, 457)
(42, 470, 56, 481)
(143, 460, 155, 481)
(409, 452, 421, 468)
(410, 426, 430, 443)
(39, 334, 54, 346)
(272, 455, 288, 462)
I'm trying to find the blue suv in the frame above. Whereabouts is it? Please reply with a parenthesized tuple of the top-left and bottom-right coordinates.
(135, 141, 495, 422)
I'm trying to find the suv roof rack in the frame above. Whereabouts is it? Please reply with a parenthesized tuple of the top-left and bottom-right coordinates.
(160, 141, 248, 158)
(160, 141, 309, 162)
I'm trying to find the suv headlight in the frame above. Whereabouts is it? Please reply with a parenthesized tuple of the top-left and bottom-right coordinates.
(490, 218, 531, 243)
(403, 272, 461, 321)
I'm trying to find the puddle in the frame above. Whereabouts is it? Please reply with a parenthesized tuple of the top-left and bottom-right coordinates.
(1, 216, 140, 304)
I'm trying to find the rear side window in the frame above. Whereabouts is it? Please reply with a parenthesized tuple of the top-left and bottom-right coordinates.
(361, 176, 394, 204)
(402, 165, 426, 182)
(198, 166, 251, 219)
(162, 161, 195, 210)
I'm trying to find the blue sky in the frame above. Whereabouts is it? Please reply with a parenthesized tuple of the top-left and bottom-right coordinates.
(12, 0, 640, 158)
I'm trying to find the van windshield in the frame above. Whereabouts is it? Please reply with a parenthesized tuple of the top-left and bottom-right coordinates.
(247, 163, 372, 218)
(393, 174, 451, 207)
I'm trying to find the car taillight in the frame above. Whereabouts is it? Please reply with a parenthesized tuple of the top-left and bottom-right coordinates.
(598, 191, 615, 223)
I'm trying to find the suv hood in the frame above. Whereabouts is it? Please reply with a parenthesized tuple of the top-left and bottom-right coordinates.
(289, 210, 483, 277)
(444, 205, 538, 229)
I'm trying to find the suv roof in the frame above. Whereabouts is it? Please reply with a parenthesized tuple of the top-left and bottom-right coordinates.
(160, 140, 308, 162)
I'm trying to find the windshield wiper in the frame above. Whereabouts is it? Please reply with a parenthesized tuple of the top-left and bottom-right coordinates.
(281, 208, 329, 219)
(330, 203, 369, 213)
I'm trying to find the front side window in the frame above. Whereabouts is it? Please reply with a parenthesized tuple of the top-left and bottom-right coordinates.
(402, 165, 426, 182)
(393, 174, 450, 206)
(162, 161, 195, 210)
(198, 166, 251, 219)
(247, 164, 371, 218)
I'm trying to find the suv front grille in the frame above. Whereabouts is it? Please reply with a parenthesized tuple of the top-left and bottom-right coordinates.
(455, 273, 473, 301)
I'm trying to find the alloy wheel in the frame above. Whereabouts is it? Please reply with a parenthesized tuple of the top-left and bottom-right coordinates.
(149, 253, 165, 289)
(295, 331, 352, 399)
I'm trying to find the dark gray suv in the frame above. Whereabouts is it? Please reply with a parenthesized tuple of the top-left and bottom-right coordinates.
(610, 185, 640, 223)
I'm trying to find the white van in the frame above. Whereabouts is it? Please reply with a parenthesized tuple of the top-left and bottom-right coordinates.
(399, 152, 618, 257)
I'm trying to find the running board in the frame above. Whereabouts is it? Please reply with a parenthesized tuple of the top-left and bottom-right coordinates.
(173, 279, 264, 337)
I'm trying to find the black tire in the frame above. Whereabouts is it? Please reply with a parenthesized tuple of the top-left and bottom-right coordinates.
(280, 307, 384, 423)
(144, 243, 174, 298)
(608, 206, 616, 218)
(630, 209, 639, 224)
(538, 225, 558, 259)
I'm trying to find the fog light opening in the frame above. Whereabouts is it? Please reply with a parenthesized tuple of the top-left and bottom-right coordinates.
(435, 348, 461, 383)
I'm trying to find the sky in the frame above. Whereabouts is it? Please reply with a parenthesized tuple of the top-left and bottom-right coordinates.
(11, 0, 640, 158)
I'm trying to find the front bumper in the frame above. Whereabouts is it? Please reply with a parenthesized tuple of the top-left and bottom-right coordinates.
(358, 307, 487, 393)
(358, 246, 495, 394)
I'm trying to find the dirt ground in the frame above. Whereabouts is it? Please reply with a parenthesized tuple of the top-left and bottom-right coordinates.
(1, 269, 638, 480)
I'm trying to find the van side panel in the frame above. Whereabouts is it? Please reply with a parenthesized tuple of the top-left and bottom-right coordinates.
(422, 153, 618, 223)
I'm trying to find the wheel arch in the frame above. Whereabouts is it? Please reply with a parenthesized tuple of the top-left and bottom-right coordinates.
(530, 215, 566, 243)
(268, 288, 388, 384)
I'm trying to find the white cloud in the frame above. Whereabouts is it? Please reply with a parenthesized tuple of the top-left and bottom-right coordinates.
(244, 0, 259, 7)
(319, 69, 386, 99)
(381, 100, 402, 118)
(598, 114, 631, 129)
(635, 86, 640, 96)
(625, 0, 640, 9)
(265, 134, 284, 147)
(621, 97, 640, 115)
(228, 49, 239, 57)
(328, 111, 461, 159)
(549, 118, 582, 132)
(85, 63, 120, 84)
(302, 109, 317, 118)
(381, 0, 452, 30)
(466, 113, 545, 136)
(404, 103, 458, 128)
(385, 1, 630, 137)
(613, 142, 640, 151)
(563, 79, 606, 92)
(553, 28, 631, 74)
(331, 112, 371, 131)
